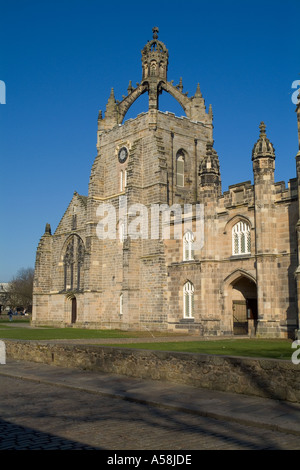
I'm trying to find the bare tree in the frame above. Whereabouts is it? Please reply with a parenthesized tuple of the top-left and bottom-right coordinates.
(7, 267, 34, 311)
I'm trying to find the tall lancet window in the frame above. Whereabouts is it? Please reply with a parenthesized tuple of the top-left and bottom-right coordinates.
(64, 235, 85, 291)
(120, 170, 124, 192)
(232, 222, 251, 255)
(120, 170, 127, 192)
(176, 151, 185, 187)
(183, 281, 194, 318)
(120, 293, 123, 316)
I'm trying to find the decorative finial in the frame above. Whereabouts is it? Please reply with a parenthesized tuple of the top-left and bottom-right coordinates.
(195, 83, 202, 98)
(45, 223, 51, 235)
(252, 121, 275, 160)
(178, 77, 183, 93)
(152, 27, 159, 40)
(127, 80, 133, 95)
(259, 121, 266, 135)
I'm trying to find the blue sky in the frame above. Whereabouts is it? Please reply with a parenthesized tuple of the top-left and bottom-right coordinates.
(0, 0, 299, 282)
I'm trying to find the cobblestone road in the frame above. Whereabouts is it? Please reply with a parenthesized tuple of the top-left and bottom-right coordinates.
(0, 375, 300, 451)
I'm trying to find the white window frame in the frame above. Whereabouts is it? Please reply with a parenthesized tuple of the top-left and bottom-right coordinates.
(232, 221, 251, 255)
(183, 230, 195, 261)
(183, 281, 194, 318)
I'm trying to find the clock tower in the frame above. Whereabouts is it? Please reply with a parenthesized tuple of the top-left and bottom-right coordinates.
(86, 27, 214, 328)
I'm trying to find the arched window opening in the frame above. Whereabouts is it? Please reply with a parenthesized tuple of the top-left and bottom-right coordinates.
(183, 281, 194, 318)
(120, 170, 123, 192)
(120, 170, 127, 192)
(120, 293, 123, 316)
(232, 222, 251, 256)
(176, 151, 185, 187)
(183, 231, 195, 261)
(64, 236, 85, 291)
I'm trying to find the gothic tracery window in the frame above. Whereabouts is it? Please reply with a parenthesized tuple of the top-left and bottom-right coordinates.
(183, 231, 195, 261)
(64, 235, 85, 291)
(232, 221, 251, 256)
(183, 281, 194, 318)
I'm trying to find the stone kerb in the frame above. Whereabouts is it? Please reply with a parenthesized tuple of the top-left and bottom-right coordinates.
(4, 339, 300, 403)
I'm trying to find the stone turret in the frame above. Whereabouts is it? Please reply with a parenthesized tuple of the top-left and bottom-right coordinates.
(32, 222, 53, 325)
(252, 121, 276, 253)
(294, 89, 300, 333)
(199, 141, 221, 195)
(252, 122, 279, 337)
(252, 121, 275, 180)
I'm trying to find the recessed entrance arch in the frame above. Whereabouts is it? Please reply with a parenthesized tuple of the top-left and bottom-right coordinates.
(71, 297, 77, 324)
(223, 270, 258, 336)
(65, 292, 77, 325)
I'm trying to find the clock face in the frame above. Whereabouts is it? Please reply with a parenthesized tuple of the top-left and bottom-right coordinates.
(118, 147, 128, 163)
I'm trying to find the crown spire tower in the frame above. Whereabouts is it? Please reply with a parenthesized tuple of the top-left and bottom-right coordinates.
(98, 27, 213, 134)
(141, 27, 169, 110)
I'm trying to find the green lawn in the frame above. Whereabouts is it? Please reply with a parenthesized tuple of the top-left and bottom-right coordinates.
(103, 339, 294, 360)
(0, 316, 30, 323)
(0, 328, 136, 340)
(0, 325, 178, 341)
(0, 322, 294, 360)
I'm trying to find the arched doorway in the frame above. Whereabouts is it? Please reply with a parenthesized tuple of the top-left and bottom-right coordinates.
(231, 277, 257, 335)
(223, 270, 258, 336)
(71, 297, 77, 324)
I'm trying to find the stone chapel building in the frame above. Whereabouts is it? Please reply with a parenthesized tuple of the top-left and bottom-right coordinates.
(32, 28, 300, 338)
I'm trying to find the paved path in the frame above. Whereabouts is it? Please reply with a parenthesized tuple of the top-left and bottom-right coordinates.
(0, 359, 300, 450)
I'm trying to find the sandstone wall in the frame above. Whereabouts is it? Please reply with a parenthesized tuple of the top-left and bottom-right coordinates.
(4, 340, 300, 403)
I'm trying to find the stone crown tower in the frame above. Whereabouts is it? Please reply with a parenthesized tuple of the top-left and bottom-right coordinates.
(97, 27, 213, 133)
(141, 26, 169, 110)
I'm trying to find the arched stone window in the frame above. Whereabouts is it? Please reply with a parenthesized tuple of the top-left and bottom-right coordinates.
(183, 231, 194, 261)
(232, 221, 251, 255)
(120, 170, 124, 192)
(120, 170, 127, 192)
(63, 235, 85, 291)
(176, 150, 185, 187)
(120, 293, 123, 316)
(183, 281, 194, 318)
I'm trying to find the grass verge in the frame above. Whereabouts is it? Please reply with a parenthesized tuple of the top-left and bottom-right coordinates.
(102, 339, 294, 360)
(0, 322, 294, 360)
(0, 325, 182, 341)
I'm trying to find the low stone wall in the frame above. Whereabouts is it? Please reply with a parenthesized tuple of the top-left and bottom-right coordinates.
(4, 339, 300, 403)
